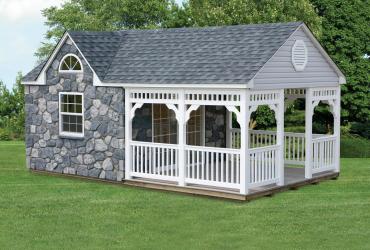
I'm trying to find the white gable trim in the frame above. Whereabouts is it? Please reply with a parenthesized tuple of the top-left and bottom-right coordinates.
(22, 32, 103, 86)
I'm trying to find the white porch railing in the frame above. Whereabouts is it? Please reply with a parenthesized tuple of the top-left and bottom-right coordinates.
(130, 141, 179, 182)
(249, 145, 280, 187)
(128, 131, 336, 192)
(250, 130, 276, 148)
(284, 132, 305, 165)
(231, 129, 307, 165)
(312, 135, 336, 173)
(230, 129, 336, 173)
(185, 145, 240, 189)
(230, 128, 241, 149)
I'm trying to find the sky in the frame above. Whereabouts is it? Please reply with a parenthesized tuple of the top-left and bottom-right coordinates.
(0, 0, 184, 89)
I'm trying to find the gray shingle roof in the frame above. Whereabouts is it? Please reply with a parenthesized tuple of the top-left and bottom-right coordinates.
(23, 60, 47, 81)
(23, 22, 302, 84)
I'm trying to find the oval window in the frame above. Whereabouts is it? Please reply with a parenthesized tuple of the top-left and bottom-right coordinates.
(292, 40, 308, 71)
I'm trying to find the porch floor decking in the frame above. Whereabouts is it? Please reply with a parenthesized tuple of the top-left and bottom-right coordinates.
(124, 167, 339, 201)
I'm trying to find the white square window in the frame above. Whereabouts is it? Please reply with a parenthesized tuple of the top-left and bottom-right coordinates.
(59, 92, 84, 138)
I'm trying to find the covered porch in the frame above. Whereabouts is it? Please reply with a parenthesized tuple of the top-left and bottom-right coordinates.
(124, 87, 341, 196)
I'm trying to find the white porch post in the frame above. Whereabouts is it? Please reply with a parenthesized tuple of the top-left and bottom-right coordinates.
(334, 87, 341, 173)
(178, 90, 186, 186)
(305, 88, 313, 179)
(124, 89, 132, 180)
(277, 89, 285, 185)
(239, 90, 250, 195)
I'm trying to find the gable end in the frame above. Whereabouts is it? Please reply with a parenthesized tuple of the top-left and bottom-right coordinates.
(252, 24, 346, 89)
(22, 33, 102, 86)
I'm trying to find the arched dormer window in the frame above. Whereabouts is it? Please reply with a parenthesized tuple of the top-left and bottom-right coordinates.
(59, 53, 83, 73)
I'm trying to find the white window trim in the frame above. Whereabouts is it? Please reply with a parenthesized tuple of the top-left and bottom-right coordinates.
(59, 53, 83, 73)
(59, 92, 84, 138)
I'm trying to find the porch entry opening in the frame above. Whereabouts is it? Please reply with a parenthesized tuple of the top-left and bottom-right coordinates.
(227, 105, 281, 188)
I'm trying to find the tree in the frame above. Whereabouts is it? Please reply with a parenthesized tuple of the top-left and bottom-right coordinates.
(185, 0, 322, 35)
(310, 0, 370, 124)
(0, 73, 25, 140)
(36, 0, 179, 60)
(37, 0, 323, 60)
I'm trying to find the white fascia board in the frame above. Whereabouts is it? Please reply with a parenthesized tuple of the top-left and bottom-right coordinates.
(300, 23, 346, 84)
(93, 81, 251, 89)
(253, 82, 340, 90)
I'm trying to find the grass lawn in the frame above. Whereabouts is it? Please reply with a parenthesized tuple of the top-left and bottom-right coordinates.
(0, 141, 369, 249)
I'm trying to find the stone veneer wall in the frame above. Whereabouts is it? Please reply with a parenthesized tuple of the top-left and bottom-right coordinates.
(204, 106, 226, 147)
(25, 39, 125, 181)
(132, 104, 152, 142)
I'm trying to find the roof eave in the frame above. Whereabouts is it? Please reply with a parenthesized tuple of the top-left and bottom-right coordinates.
(93, 80, 253, 89)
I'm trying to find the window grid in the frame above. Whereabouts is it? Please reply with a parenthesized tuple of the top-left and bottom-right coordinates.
(59, 54, 82, 72)
(60, 93, 84, 136)
(152, 104, 202, 146)
(187, 108, 202, 146)
(152, 104, 177, 144)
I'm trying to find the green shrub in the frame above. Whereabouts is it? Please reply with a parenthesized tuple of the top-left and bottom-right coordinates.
(284, 126, 305, 133)
(340, 125, 351, 136)
(0, 128, 11, 141)
(350, 122, 370, 139)
(285, 110, 305, 127)
(312, 122, 329, 134)
(251, 105, 276, 129)
(341, 135, 370, 158)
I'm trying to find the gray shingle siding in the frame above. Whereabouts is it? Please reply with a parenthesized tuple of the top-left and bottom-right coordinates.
(23, 22, 303, 85)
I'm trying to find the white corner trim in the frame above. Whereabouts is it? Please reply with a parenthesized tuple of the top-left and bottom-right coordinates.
(58, 53, 83, 73)
(292, 39, 308, 71)
(93, 73, 103, 85)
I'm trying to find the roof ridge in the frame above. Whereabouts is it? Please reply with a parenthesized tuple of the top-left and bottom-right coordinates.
(67, 21, 303, 35)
